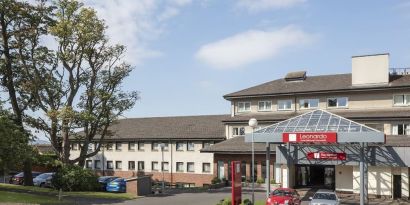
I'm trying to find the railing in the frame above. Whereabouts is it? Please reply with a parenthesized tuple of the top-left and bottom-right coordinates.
(390, 68, 410, 75)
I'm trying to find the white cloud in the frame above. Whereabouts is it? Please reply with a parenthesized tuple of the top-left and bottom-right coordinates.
(236, 0, 305, 12)
(83, 0, 192, 65)
(195, 25, 314, 69)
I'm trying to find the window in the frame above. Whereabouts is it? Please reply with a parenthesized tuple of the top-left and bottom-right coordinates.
(392, 124, 410, 135)
(176, 162, 184, 172)
(176, 142, 184, 151)
(299, 99, 319, 109)
(71, 143, 78, 150)
(151, 161, 159, 171)
(187, 162, 195, 172)
(138, 141, 144, 151)
(94, 160, 101, 169)
(128, 161, 135, 170)
(278, 100, 292, 110)
(87, 144, 93, 151)
(115, 161, 122, 170)
(152, 142, 159, 151)
(107, 161, 113, 169)
(393, 94, 410, 106)
(202, 163, 211, 173)
(115, 142, 122, 151)
(258, 101, 272, 111)
(233, 127, 245, 136)
(327, 97, 348, 108)
(187, 142, 195, 151)
(158, 142, 169, 151)
(162, 162, 169, 171)
(237, 102, 251, 112)
(128, 142, 135, 151)
(202, 141, 213, 149)
(86, 160, 92, 169)
(138, 161, 145, 171)
(106, 143, 113, 151)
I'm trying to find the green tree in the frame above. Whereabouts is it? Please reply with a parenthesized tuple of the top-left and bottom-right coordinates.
(0, 0, 53, 186)
(24, 0, 138, 166)
(0, 108, 30, 177)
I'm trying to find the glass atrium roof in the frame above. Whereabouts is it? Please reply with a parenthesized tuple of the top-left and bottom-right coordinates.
(254, 109, 380, 134)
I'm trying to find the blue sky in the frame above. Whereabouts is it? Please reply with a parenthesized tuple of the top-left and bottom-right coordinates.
(85, 0, 410, 118)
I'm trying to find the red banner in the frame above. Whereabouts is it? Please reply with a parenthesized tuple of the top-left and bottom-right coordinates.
(231, 161, 242, 205)
(283, 132, 337, 143)
(307, 152, 346, 160)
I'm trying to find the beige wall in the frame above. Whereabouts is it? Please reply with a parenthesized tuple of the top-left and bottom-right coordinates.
(352, 54, 389, 86)
(353, 166, 392, 196)
(336, 165, 353, 192)
(70, 141, 215, 175)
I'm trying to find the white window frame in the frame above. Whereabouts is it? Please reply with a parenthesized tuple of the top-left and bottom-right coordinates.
(115, 161, 122, 170)
(327, 97, 348, 108)
(115, 142, 122, 151)
(162, 162, 169, 171)
(152, 142, 159, 151)
(86, 160, 92, 169)
(128, 142, 135, 151)
(187, 142, 195, 151)
(176, 162, 184, 172)
(152, 161, 159, 171)
(202, 163, 211, 173)
(258, 101, 272, 111)
(176, 142, 184, 151)
(94, 160, 101, 169)
(393, 94, 410, 106)
(299, 99, 319, 109)
(106, 161, 114, 170)
(233, 127, 245, 136)
(392, 124, 410, 135)
(138, 161, 145, 171)
(137, 141, 144, 151)
(187, 162, 195, 172)
(237, 102, 251, 113)
(128, 161, 135, 170)
(277, 100, 292, 111)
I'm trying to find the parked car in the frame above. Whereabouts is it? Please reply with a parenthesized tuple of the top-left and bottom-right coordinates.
(98, 176, 119, 191)
(309, 189, 340, 205)
(33, 172, 55, 187)
(106, 178, 126, 193)
(9, 171, 42, 185)
(266, 188, 301, 205)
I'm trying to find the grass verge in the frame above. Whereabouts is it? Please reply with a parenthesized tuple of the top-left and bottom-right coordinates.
(0, 190, 62, 204)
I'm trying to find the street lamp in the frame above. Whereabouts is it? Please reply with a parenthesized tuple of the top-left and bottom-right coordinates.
(159, 143, 166, 194)
(248, 118, 258, 205)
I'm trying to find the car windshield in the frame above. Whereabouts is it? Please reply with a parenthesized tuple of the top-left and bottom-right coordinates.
(15, 172, 24, 177)
(112, 178, 124, 182)
(36, 174, 50, 179)
(271, 189, 293, 196)
(313, 193, 337, 200)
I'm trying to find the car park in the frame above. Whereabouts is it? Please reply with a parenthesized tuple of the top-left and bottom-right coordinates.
(33, 172, 55, 187)
(309, 189, 340, 205)
(98, 176, 119, 191)
(9, 171, 42, 185)
(266, 188, 301, 205)
(106, 177, 126, 193)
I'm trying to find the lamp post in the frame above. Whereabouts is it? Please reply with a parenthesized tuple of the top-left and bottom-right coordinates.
(248, 118, 258, 205)
(159, 143, 165, 194)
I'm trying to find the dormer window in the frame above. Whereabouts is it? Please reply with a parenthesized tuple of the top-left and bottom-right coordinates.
(327, 97, 348, 108)
(237, 102, 251, 112)
(299, 99, 319, 109)
(258, 101, 272, 111)
(393, 94, 410, 106)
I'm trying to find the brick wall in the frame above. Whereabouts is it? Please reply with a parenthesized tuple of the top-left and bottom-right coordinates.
(95, 170, 213, 187)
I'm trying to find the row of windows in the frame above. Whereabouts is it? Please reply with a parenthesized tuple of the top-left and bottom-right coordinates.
(237, 97, 348, 112)
(72, 141, 214, 152)
(85, 160, 211, 173)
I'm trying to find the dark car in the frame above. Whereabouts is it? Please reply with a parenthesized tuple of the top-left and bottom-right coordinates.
(98, 176, 119, 191)
(266, 188, 301, 205)
(9, 171, 42, 185)
(106, 178, 126, 193)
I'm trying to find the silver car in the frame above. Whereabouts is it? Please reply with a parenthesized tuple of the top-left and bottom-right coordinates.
(309, 189, 340, 205)
(33, 172, 55, 187)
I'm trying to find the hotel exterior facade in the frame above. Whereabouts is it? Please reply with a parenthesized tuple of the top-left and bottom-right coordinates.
(72, 53, 410, 198)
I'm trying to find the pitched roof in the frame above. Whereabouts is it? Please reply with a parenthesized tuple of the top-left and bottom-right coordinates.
(200, 136, 276, 153)
(222, 109, 410, 123)
(224, 74, 410, 99)
(97, 114, 229, 141)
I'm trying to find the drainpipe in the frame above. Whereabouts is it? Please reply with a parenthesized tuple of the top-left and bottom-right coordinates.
(170, 138, 173, 186)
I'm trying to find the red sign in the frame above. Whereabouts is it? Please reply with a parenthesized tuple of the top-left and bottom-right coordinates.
(307, 152, 347, 160)
(283, 132, 337, 143)
(231, 161, 242, 205)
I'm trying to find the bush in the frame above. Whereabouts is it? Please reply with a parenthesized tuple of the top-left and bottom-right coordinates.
(51, 165, 100, 191)
(216, 197, 232, 205)
(211, 177, 221, 184)
(270, 179, 276, 184)
(256, 178, 264, 185)
(241, 199, 252, 205)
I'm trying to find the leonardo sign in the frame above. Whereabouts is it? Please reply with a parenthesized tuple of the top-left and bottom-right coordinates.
(282, 132, 337, 143)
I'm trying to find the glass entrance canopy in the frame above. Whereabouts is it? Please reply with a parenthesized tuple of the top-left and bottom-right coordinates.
(246, 109, 385, 144)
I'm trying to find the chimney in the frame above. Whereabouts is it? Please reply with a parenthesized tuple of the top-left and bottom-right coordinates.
(352, 53, 389, 86)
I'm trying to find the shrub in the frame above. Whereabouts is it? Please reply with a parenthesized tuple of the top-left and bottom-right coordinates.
(211, 177, 221, 184)
(270, 179, 276, 184)
(256, 178, 264, 185)
(241, 199, 252, 205)
(221, 197, 231, 205)
(52, 164, 100, 191)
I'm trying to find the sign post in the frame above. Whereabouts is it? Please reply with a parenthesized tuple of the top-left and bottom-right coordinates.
(231, 161, 242, 205)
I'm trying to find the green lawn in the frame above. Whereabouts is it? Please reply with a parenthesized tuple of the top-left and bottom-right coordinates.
(0, 183, 136, 200)
(0, 190, 62, 204)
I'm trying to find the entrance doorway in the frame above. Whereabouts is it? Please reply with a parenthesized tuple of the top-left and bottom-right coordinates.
(295, 165, 335, 189)
(393, 175, 402, 199)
